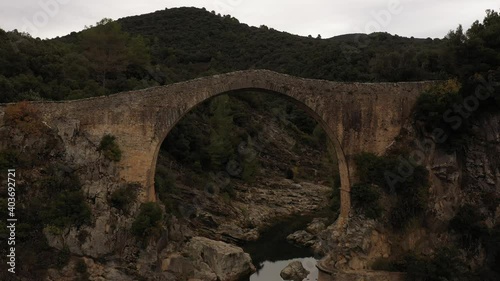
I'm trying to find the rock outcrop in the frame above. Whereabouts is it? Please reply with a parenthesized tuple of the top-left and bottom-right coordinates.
(280, 260, 310, 281)
(161, 237, 255, 281)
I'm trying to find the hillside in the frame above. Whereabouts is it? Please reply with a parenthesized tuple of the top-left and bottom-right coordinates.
(0, 7, 455, 103)
(116, 7, 449, 82)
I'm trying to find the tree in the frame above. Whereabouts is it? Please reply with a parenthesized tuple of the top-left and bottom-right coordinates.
(81, 19, 130, 90)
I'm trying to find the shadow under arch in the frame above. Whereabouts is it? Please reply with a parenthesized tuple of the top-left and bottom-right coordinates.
(148, 86, 351, 221)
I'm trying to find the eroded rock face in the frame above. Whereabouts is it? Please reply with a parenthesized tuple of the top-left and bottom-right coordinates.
(316, 112, 500, 274)
(280, 260, 310, 281)
(161, 237, 255, 281)
(317, 216, 392, 271)
(287, 218, 329, 248)
(287, 230, 316, 247)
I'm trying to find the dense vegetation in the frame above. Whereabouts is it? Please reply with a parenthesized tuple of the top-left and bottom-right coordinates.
(352, 152, 429, 229)
(0, 7, 495, 103)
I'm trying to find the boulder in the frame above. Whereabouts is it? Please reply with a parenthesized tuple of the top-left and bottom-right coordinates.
(287, 230, 315, 247)
(184, 237, 255, 281)
(306, 218, 328, 235)
(280, 260, 310, 281)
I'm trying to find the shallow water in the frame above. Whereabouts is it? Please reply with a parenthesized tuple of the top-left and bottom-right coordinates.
(239, 215, 321, 281)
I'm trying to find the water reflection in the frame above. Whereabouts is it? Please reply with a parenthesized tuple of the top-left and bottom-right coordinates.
(239, 215, 321, 281)
(248, 257, 318, 281)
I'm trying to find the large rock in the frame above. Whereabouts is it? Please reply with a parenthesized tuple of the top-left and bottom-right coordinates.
(287, 230, 316, 247)
(183, 236, 255, 281)
(280, 261, 310, 281)
(306, 218, 328, 235)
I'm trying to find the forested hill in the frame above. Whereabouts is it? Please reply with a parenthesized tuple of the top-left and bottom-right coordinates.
(0, 7, 499, 103)
(115, 7, 448, 82)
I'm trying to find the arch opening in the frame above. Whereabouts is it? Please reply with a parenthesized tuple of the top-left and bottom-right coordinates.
(147, 87, 351, 220)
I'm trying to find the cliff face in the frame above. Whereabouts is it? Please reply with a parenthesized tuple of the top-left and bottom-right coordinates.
(312, 111, 500, 280)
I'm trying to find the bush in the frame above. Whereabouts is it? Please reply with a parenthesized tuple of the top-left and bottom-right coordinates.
(371, 257, 400, 271)
(482, 225, 500, 277)
(0, 149, 20, 170)
(354, 152, 398, 191)
(241, 157, 259, 182)
(221, 183, 236, 198)
(155, 164, 177, 205)
(354, 152, 429, 229)
(413, 79, 462, 126)
(41, 165, 81, 191)
(109, 184, 138, 212)
(55, 247, 71, 269)
(329, 177, 342, 213)
(0, 149, 32, 170)
(351, 183, 382, 219)
(4, 101, 44, 136)
(449, 204, 488, 249)
(405, 247, 469, 281)
(131, 202, 163, 238)
(98, 134, 122, 161)
(43, 190, 92, 229)
(76, 259, 87, 274)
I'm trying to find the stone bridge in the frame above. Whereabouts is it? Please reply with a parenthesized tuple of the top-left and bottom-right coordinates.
(0, 69, 436, 221)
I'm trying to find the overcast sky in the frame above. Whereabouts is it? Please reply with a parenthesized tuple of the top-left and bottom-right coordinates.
(0, 0, 497, 39)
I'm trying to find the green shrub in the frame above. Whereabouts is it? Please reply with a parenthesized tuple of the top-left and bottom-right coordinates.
(131, 202, 163, 238)
(0, 149, 32, 171)
(98, 134, 122, 162)
(109, 184, 138, 212)
(449, 204, 488, 249)
(76, 259, 87, 274)
(413, 80, 462, 126)
(155, 164, 178, 206)
(351, 183, 382, 219)
(328, 177, 342, 213)
(221, 183, 236, 198)
(4, 101, 44, 136)
(55, 247, 71, 269)
(371, 257, 400, 271)
(354, 152, 429, 229)
(43, 190, 92, 229)
(221, 192, 231, 204)
(329, 195, 341, 213)
(41, 165, 81, 191)
(241, 157, 259, 182)
(354, 152, 398, 191)
(482, 225, 500, 277)
(405, 247, 469, 281)
(0, 149, 20, 170)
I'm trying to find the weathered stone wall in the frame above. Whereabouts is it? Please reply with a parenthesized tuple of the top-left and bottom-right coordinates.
(0, 70, 437, 220)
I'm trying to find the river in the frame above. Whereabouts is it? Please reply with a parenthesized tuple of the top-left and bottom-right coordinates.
(239, 215, 322, 281)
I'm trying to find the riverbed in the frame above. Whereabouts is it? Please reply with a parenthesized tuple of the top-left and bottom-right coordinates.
(239, 215, 323, 281)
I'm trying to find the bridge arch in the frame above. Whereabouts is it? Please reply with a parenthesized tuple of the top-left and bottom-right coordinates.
(8, 70, 434, 223)
(148, 86, 352, 219)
